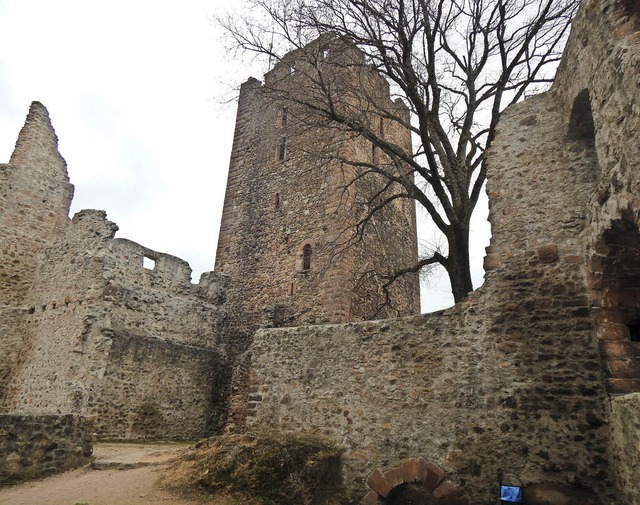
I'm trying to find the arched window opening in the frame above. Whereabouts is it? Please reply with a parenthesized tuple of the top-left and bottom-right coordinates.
(568, 89, 595, 141)
(303, 244, 312, 271)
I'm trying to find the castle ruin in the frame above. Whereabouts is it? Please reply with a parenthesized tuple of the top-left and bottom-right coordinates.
(1, 0, 640, 503)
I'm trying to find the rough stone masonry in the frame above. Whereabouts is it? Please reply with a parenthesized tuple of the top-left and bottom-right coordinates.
(240, 0, 640, 503)
(0, 0, 639, 503)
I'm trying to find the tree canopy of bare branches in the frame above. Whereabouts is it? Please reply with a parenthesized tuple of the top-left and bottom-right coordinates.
(223, 0, 578, 303)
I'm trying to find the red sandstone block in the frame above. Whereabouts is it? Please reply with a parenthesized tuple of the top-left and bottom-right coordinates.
(423, 463, 445, 491)
(605, 378, 640, 395)
(367, 468, 392, 498)
(600, 340, 640, 359)
(361, 491, 379, 505)
(383, 467, 403, 488)
(537, 244, 559, 263)
(432, 481, 469, 505)
(602, 323, 630, 341)
(607, 359, 640, 379)
(593, 308, 623, 325)
(400, 456, 427, 483)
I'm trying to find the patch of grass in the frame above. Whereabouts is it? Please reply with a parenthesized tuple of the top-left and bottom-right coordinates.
(162, 432, 346, 505)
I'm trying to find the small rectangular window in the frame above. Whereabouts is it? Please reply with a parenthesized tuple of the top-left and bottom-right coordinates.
(143, 256, 156, 270)
(281, 108, 288, 127)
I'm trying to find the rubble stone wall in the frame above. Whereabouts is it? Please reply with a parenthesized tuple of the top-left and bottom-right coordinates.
(0, 103, 229, 441)
(243, 1, 640, 503)
(0, 414, 93, 484)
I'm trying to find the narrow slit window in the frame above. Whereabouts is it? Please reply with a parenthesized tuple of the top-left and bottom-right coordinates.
(277, 139, 286, 161)
(274, 192, 281, 209)
(281, 108, 288, 127)
(303, 244, 312, 271)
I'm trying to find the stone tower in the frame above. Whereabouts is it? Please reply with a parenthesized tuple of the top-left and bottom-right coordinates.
(215, 36, 420, 352)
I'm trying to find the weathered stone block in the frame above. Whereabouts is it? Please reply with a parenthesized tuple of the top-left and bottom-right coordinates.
(536, 244, 559, 264)
(367, 468, 392, 497)
(400, 456, 427, 483)
(423, 463, 445, 491)
(383, 467, 403, 488)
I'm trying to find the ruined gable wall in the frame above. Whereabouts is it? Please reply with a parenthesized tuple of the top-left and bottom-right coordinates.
(0, 102, 74, 409)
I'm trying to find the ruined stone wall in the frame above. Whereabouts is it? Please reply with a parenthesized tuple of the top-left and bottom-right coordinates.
(241, 1, 640, 502)
(247, 286, 611, 503)
(0, 414, 93, 484)
(0, 103, 229, 440)
(4, 208, 228, 439)
(0, 103, 75, 407)
(538, 1, 640, 502)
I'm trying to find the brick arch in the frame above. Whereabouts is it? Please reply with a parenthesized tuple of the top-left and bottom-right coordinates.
(363, 458, 469, 505)
(589, 205, 640, 395)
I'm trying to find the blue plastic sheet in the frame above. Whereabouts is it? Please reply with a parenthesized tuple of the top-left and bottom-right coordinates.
(500, 485, 523, 503)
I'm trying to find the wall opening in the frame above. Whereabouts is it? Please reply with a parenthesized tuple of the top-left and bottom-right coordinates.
(303, 244, 312, 271)
(277, 139, 287, 162)
(281, 108, 288, 127)
(143, 256, 156, 270)
(274, 192, 281, 209)
(622, 0, 639, 15)
(590, 212, 640, 394)
(568, 89, 595, 141)
(386, 483, 435, 504)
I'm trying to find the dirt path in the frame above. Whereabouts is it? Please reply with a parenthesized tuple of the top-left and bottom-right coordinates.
(0, 443, 212, 505)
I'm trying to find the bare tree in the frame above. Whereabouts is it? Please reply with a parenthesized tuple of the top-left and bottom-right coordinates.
(222, 0, 578, 303)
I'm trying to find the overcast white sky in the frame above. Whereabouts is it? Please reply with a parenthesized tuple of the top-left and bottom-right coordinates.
(0, 0, 490, 312)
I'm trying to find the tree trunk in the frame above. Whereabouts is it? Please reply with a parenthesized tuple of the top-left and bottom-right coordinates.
(446, 223, 474, 303)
